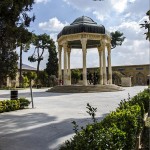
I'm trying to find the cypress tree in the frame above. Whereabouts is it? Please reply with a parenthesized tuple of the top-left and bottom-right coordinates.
(46, 39, 58, 77)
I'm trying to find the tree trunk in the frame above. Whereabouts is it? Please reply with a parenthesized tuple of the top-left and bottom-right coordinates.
(30, 79, 34, 108)
(19, 44, 23, 88)
(36, 60, 41, 86)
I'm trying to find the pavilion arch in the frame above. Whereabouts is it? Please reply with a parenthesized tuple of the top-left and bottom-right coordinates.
(57, 16, 112, 86)
(136, 72, 145, 85)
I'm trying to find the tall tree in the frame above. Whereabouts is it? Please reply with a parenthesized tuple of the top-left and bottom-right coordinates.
(111, 31, 125, 49)
(0, 49, 18, 87)
(0, 0, 35, 87)
(17, 27, 32, 87)
(28, 33, 51, 80)
(46, 39, 58, 77)
(140, 10, 150, 41)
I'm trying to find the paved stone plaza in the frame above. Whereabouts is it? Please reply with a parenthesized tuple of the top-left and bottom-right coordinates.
(0, 86, 147, 150)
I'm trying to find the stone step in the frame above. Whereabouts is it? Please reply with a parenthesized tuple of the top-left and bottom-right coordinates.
(47, 84, 124, 93)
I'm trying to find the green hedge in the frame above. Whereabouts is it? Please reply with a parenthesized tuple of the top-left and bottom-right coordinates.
(0, 98, 30, 113)
(60, 88, 150, 150)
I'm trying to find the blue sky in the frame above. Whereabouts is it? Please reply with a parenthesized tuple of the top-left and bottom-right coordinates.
(19, 0, 150, 69)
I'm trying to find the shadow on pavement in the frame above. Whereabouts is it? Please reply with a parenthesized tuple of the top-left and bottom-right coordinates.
(0, 112, 108, 150)
(0, 91, 75, 100)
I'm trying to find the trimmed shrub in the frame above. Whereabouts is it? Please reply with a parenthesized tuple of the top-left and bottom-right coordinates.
(101, 105, 142, 150)
(19, 98, 30, 109)
(0, 98, 30, 113)
(60, 88, 150, 150)
(118, 89, 150, 117)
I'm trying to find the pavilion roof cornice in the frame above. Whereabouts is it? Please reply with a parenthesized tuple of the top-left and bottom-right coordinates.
(57, 32, 111, 46)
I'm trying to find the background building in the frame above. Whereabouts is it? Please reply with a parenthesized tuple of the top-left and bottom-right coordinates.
(76, 64, 149, 86)
(6, 63, 36, 87)
(112, 64, 149, 85)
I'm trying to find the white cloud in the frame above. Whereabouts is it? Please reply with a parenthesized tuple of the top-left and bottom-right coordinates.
(35, 0, 51, 4)
(63, 0, 112, 21)
(109, 18, 149, 66)
(109, 20, 144, 40)
(124, 13, 131, 18)
(111, 39, 149, 66)
(39, 17, 69, 33)
(129, 0, 136, 2)
(93, 11, 106, 22)
(111, 0, 128, 13)
(63, 0, 130, 14)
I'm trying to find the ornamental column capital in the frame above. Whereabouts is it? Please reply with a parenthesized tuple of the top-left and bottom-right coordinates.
(98, 46, 103, 52)
(63, 42, 68, 50)
(67, 47, 71, 53)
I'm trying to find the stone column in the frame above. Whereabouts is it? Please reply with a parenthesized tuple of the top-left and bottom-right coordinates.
(107, 44, 112, 84)
(58, 45, 62, 85)
(63, 42, 68, 85)
(81, 38, 87, 86)
(67, 47, 71, 85)
(98, 47, 103, 85)
(102, 41, 107, 85)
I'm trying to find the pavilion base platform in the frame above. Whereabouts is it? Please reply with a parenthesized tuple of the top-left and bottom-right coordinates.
(47, 84, 124, 93)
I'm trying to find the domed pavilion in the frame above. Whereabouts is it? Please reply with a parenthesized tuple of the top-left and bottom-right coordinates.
(57, 16, 112, 86)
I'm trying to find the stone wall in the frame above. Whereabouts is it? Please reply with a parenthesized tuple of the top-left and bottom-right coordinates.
(121, 77, 132, 87)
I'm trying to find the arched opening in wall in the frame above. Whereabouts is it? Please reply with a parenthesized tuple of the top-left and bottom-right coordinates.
(136, 72, 145, 85)
(147, 75, 150, 85)
(112, 71, 124, 85)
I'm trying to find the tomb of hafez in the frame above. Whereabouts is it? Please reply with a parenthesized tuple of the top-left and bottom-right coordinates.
(49, 16, 123, 92)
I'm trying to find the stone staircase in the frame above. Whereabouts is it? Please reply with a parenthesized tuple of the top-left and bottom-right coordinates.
(47, 84, 124, 93)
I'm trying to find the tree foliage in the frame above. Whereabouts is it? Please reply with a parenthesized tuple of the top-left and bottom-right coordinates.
(17, 28, 33, 87)
(38, 71, 49, 87)
(0, 50, 18, 87)
(111, 31, 126, 49)
(71, 69, 81, 84)
(0, 0, 35, 87)
(23, 71, 37, 82)
(46, 39, 58, 77)
(28, 33, 52, 79)
(140, 10, 150, 41)
(0, 0, 35, 50)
